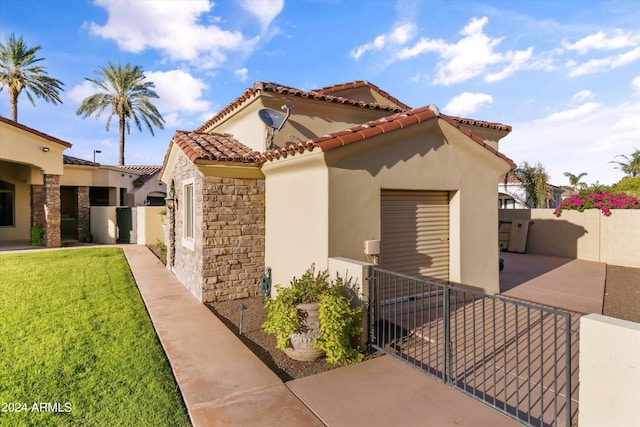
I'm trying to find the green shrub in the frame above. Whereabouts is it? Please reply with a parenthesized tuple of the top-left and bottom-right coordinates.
(262, 265, 364, 365)
(30, 226, 44, 246)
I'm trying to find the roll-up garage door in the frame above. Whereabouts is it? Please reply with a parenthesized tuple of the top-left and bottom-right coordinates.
(380, 190, 449, 282)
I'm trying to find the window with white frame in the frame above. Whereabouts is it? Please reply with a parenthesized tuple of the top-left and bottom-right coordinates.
(185, 183, 194, 238)
(182, 179, 195, 249)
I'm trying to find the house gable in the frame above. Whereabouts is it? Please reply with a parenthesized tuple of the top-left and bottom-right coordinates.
(311, 81, 411, 110)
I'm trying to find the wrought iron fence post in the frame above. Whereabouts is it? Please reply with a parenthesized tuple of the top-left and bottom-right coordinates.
(443, 285, 451, 385)
(368, 266, 377, 349)
(565, 314, 572, 427)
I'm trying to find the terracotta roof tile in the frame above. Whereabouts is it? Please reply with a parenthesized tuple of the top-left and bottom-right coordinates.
(172, 131, 261, 163)
(312, 80, 412, 110)
(196, 81, 405, 132)
(0, 116, 72, 148)
(448, 115, 512, 132)
(255, 106, 516, 168)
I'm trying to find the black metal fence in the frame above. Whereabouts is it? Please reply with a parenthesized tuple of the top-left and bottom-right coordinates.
(369, 267, 578, 427)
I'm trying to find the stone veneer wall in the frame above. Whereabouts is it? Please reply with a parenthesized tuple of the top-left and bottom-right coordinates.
(43, 174, 61, 248)
(171, 153, 203, 300)
(30, 184, 44, 228)
(201, 176, 265, 302)
(77, 186, 90, 242)
(167, 150, 265, 302)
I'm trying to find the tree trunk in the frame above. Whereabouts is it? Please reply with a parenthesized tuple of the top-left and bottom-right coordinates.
(9, 90, 18, 122)
(118, 113, 125, 166)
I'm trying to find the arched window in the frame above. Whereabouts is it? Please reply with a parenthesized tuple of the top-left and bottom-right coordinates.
(0, 180, 15, 227)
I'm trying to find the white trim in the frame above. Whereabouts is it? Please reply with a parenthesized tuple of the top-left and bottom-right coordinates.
(181, 177, 195, 251)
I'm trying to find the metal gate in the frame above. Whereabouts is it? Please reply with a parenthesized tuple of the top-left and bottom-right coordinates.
(369, 267, 579, 427)
(116, 207, 137, 244)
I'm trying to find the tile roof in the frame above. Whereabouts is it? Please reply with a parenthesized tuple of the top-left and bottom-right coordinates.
(172, 130, 261, 163)
(311, 80, 412, 110)
(63, 155, 99, 166)
(172, 107, 515, 169)
(115, 165, 162, 185)
(0, 116, 72, 148)
(196, 81, 406, 132)
(448, 116, 512, 132)
(254, 106, 516, 168)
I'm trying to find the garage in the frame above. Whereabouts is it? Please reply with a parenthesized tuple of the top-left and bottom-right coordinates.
(380, 190, 450, 282)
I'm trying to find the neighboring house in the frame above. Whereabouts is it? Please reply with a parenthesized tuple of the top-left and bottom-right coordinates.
(160, 81, 515, 301)
(498, 174, 563, 209)
(0, 116, 166, 247)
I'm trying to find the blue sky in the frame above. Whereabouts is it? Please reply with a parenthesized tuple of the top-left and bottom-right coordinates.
(1, 0, 639, 185)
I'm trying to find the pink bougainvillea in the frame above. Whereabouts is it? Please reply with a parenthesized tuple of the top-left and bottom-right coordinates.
(554, 192, 640, 217)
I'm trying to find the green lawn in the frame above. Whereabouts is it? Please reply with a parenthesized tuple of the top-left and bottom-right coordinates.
(0, 248, 191, 427)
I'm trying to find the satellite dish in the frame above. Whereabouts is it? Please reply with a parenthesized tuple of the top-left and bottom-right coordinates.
(259, 105, 294, 150)
(259, 108, 286, 129)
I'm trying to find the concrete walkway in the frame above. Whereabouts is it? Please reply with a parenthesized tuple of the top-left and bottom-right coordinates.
(500, 252, 606, 314)
(123, 245, 519, 427)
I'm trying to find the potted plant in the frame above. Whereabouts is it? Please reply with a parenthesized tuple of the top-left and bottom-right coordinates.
(262, 265, 364, 365)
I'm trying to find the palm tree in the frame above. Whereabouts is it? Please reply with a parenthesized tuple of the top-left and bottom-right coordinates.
(0, 33, 64, 122)
(76, 62, 164, 165)
(610, 149, 640, 177)
(563, 172, 588, 194)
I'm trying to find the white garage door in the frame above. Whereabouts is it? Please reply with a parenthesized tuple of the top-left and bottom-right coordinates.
(380, 190, 450, 282)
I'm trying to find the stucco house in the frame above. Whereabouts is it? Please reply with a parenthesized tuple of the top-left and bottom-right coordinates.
(498, 173, 563, 209)
(160, 81, 515, 302)
(0, 116, 166, 247)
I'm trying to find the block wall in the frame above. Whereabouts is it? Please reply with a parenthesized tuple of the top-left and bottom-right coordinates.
(499, 209, 640, 267)
(579, 314, 640, 427)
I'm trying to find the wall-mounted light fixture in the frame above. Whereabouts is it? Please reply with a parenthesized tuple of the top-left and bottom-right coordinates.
(164, 196, 175, 210)
(42, 147, 50, 152)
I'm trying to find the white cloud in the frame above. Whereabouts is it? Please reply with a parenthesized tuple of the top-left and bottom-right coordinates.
(443, 92, 493, 116)
(396, 17, 533, 86)
(632, 76, 640, 96)
(67, 80, 98, 105)
(88, 0, 260, 69)
(502, 100, 640, 185)
(238, 0, 284, 30)
(572, 90, 595, 102)
(409, 72, 430, 83)
(563, 29, 640, 54)
(145, 70, 211, 116)
(568, 46, 640, 77)
(234, 67, 249, 81)
(350, 23, 417, 60)
(485, 47, 534, 82)
(545, 102, 601, 121)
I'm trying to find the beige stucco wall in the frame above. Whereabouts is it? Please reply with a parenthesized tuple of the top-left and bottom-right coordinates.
(262, 151, 329, 290)
(90, 206, 117, 244)
(0, 162, 32, 242)
(264, 118, 511, 294)
(59, 165, 95, 186)
(0, 123, 65, 175)
(579, 314, 640, 427)
(499, 209, 640, 267)
(325, 120, 509, 294)
(136, 206, 165, 245)
(208, 93, 397, 154)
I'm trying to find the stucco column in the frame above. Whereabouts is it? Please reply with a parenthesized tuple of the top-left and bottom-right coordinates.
(77, 186, 90, 242)
(43, 174, 61, 248)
